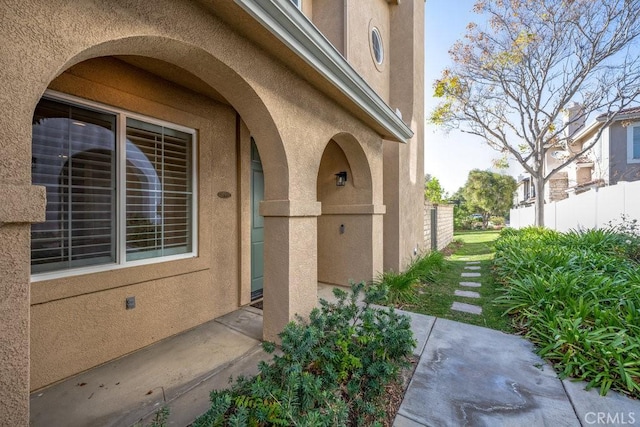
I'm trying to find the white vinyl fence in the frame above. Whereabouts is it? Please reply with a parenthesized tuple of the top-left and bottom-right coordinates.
(510, 180, 640, 232)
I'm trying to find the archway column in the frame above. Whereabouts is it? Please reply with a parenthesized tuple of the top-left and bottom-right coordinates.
(0, 184, 46, 425)
(259, 200, 321, 342)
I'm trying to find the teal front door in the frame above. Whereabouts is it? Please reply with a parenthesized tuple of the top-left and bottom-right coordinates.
(250, 138, 264, 300)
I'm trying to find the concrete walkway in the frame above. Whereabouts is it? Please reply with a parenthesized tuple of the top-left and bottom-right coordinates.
(395, 312, 640, 427)
(30, 289, 640, 426)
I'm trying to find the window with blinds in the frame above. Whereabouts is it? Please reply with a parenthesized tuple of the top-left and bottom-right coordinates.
(126, 118, 193, 261)
(31, 94, 196, 277)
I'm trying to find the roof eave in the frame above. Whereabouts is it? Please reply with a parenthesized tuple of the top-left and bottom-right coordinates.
(233, 0, 413, 143)
(570, 120, 603, 143)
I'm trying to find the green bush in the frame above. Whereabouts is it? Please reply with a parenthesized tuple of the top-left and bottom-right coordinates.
(193, 282, 416, 426)
(371, 251, 445, 306)
(606, 215, 640, 263)
(493, 227, 640, 397)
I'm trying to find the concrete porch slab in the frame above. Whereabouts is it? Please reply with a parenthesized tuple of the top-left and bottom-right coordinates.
(30, 316, 265, 427)
(215, 307, 264, 341)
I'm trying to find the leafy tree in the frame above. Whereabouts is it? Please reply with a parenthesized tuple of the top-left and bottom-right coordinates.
(449, 187, 472, 230)
(463, 169, 517, 229)
(424, 175, 447, 203)
(430, 0, 640, 226)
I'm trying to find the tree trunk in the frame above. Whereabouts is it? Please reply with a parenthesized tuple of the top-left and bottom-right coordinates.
(534, 176, 545, 227)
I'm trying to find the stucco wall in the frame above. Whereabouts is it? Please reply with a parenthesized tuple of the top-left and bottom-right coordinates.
(13, 0, 388, 388)
(346, 0, 391, 101)
(609, 122, 640, 184)
(1, 0, 420, 421)
(311, 0, 346, 55)
(30, 57, 241, 390)
(317, 140, 380, 286)
(384, 0, 426, 270)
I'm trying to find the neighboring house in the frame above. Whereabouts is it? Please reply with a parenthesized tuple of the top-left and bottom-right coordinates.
(0, 1, 425, 424)
(514, 175, 536, 207)
(514, 104, 640, 206)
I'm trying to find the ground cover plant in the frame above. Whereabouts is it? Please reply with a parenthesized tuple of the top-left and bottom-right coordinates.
(374, 231, 512, 332)
(493, 227, 640, 397)
(193, 282, 415, 426)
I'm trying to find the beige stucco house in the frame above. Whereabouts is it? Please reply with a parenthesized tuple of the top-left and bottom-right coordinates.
(0, 0, 425, 424)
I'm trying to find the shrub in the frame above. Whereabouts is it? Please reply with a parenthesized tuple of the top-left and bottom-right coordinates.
(193, 282, 416, 426)
(605, 214, 640, 263)
(493, 227, 640, 398)
(371, 251, 445, 306)
(489, 216, 505, 226)
(406, 251, 445, 283)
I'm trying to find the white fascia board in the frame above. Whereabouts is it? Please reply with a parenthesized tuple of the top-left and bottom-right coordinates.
(570, 120, 602, 143)
(233, 0, 413, 143)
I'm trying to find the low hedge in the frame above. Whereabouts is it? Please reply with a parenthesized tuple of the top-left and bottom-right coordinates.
(494, 227, 640, 397)
(193, 282, 416, 426)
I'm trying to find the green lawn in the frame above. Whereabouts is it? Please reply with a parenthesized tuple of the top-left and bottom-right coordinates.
(410, 230, 514, 332)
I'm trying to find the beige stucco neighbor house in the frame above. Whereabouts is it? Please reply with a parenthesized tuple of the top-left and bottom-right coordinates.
(0, 0, 425, 424)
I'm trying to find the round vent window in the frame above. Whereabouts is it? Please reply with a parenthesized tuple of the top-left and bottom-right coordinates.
(371, 27, 384, 65)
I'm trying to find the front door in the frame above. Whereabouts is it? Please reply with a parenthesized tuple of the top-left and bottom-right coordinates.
(250, 138, 264, 300)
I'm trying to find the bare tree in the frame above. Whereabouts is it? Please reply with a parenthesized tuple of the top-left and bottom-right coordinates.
(430, 0, 640, 226)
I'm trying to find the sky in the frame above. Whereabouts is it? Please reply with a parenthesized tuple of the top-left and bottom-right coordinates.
(423, 0, 519, 195)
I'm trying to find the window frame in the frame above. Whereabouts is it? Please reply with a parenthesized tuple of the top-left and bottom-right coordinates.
(290, 0, 302, 10)
(627, 121, 640, 164)
(31, 90, 198, 282)
(371, 27, 385, 66)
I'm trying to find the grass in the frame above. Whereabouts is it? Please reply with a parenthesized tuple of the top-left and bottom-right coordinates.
(379, 230, 513, 333)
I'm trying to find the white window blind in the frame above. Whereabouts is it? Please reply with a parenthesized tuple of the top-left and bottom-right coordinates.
(125, 118, 193, 261)
(31, 95, 196, 277)
(31, 99, 116, 274)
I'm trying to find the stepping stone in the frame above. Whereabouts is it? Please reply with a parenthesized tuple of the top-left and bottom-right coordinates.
(461, 272, 481, 277)
(460, 281, 481, 288)
(464, 266, 481, 270)
(451, 302, 482, 315)
(454, 290, 480, 298)
(466, 261, 481, 264)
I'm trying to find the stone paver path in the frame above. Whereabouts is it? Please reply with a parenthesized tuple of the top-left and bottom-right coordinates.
(461, 272, 481, 277)
(459, 281, 481, 288)
(451, 301, 482, 314)
(454, 290, 480, 298)
(451, 261, 484, 315)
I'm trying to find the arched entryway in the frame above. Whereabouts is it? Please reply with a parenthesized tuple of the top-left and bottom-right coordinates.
(22, 39, 293, 391)
(316, 134, 382, 286)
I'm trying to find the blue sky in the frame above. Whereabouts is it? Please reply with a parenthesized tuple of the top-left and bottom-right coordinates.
(423, 0, 517, 194)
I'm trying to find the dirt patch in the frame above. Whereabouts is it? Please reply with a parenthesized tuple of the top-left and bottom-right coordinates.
(383, 355, 418, 426)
